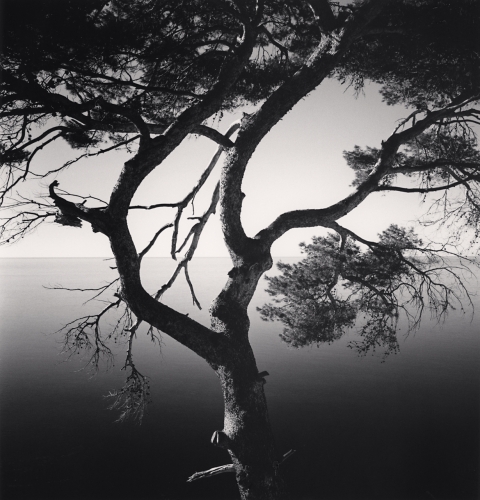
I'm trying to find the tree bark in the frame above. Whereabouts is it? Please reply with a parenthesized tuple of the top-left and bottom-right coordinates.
(212, 335, 286, 500)
(207, 246, 286, 499)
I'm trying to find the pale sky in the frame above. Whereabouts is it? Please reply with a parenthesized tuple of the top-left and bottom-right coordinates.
(0, 79, 437, 258)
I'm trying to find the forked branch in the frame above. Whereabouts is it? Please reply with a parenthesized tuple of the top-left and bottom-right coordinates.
(155, 183, 220, 309)
(106, 327, 151, 422)
(58, 298, 122, 371)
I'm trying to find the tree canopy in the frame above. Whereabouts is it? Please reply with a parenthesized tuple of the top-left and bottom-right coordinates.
(1, 0, 480, 498)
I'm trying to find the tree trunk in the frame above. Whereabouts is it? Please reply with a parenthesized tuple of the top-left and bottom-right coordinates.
(213, 338, 287, 500)
(205, 243, 286, 498)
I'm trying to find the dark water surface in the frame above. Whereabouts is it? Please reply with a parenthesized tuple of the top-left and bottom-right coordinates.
(0, 258, 479, 500)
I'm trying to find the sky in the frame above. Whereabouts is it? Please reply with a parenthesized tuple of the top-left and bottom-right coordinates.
(0, 78, 440, 259)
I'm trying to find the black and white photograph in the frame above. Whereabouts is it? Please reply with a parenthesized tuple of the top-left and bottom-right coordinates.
(0, 1, 479, 499)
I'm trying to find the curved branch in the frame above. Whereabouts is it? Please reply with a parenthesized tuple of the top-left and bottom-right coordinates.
(97, 98, 151, 144)
(4, 125, 69, 154)
(191, 124, 236, 148)
(166, 120, 240, 258)
(108, 221, 229, 363)
(139, 223, 173, 261)
(107, 26, 256, 219)
(220, 0, 394, 258)
(255, 99, 480, 248)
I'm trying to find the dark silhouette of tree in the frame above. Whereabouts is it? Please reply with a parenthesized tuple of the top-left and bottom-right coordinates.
(1, 1, 479, 498)
(258, 225, 474, 356)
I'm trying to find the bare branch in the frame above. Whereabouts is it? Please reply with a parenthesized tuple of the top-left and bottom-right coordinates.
(45, 278, 120, 304)
(39, 135, 142, 177)
(58, 299, 122, 371)
(0, 194, 57, 244)
(139, 223, 174, 261)
(187, 464, 235, 482)
(169, 120, 240, 259)
(186, 449, 296, 482)
(155, 183, 220, 308)
(54, 189, 109, 206)
(106, 328, 151, 422)
(184, 265, 202, 309)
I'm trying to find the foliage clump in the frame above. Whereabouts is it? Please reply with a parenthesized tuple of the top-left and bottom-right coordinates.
(336, 0, 480, 109)
(258, 225, 469, 357)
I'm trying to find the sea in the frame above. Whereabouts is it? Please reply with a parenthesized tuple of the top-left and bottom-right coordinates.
(0, 257, 479, 500)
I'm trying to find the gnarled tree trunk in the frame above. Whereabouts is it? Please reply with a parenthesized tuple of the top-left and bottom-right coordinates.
(214, 343, 285, 500)
(207, 252, 287, 499)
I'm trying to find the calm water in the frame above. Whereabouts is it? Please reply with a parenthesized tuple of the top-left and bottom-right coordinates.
(0, 258, 479, 500)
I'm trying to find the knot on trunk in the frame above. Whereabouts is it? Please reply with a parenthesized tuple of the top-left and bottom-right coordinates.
(209, 296, 249, 335)
(211, 430, 230, 449)
(257, 370, 269, 385)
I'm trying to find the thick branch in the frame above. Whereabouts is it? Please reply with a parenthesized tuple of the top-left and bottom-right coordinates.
(107, 220, 229, 364)
(48, 181, 111, 234)
(2, 70, 99, 124)
(192, 124, 236, 148)
(220, 0, 393, 258)
(97, 98, 151, 144)
(107, 27, 257, 218)
(255, 100, 479, 248)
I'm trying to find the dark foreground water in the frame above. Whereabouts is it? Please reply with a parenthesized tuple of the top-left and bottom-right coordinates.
(0, 258, 479, 500)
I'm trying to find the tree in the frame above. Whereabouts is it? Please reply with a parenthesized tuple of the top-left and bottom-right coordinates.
(1, 0, 479, 498)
